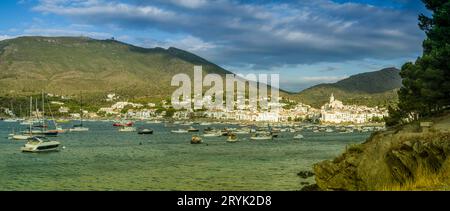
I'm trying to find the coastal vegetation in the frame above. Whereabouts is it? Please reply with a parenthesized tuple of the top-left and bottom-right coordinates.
(387, 0, 450, 125)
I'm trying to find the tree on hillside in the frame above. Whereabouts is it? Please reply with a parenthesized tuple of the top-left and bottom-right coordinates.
(388, 0, 450, 125)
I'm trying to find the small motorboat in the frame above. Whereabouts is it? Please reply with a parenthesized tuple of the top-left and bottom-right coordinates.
(118, 126, 136, 132)
(191, 135, 203, 144)
(172, 129, 188, 134)
(187, 127, 199, 132)
(12, 134, 34, 140)
(21, 136, 60, 153)
(227, 134, 239, 143)
(203, 132, 222, 137)
(250, 133, 273, 141)
(138, 128, 154, 135)
(293, 134, 304, 140)
(69, 124, 89, 132)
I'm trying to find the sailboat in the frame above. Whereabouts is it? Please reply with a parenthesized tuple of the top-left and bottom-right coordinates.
(12, 97, 34, 141)
(31, 92, 59, 137)
(69, 93, 89, 132)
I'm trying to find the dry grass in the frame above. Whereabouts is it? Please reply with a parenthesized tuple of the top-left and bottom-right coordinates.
(380, 166, 450, 191)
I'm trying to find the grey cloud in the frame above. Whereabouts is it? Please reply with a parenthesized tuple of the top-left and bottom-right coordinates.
(33, 0, 425, 70)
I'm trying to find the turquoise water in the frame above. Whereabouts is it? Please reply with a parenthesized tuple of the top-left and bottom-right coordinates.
(0, 121, 369, 191)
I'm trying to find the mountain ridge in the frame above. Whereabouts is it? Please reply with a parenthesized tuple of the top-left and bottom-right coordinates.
(0, 36, 401, 108)
(291, 67, 402, 108)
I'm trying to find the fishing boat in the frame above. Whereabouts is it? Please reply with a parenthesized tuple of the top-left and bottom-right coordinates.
(227, 134, 239, 143)
(118, 126, 136, 132)
(187, 127, 199, 132)
(21, 136, 60, 153)
(250, 133, 273, 141)
(191, 135, 203, 144)
(138, 128, 153, 135)
(293, 134, 304, 140)
(171, 129, 188, 134)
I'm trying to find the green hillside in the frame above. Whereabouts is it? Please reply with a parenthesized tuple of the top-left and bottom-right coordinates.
(291, 68, 402, 108)
(0, 36, 232, 99)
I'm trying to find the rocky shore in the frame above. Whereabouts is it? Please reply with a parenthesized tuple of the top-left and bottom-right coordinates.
(310, 114, 450, 191)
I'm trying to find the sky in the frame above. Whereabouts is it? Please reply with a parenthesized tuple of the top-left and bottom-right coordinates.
(0, 0, 428, 92)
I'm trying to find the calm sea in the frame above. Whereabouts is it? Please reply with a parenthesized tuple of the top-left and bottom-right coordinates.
(0, 121, 369, 191)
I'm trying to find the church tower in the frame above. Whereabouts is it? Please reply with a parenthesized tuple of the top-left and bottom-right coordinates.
(330, 93, 335, 103)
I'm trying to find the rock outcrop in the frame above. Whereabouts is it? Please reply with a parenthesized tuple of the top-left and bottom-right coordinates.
(313, 114, 450, 190)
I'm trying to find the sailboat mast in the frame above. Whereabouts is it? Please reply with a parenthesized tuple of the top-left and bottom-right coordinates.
(29, 96, 32, 134)
(80, 92, 83, 126)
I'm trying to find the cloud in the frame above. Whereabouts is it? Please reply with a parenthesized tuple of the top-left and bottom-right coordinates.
(30, 0, 424, 72)
(0, 35, 14, 41)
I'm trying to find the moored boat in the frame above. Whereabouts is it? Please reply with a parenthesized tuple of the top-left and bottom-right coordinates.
(191, 135, 203, 144)
(293, 134, 304, 140)
(250, 133, 273, 141)
(138, 128, 154, 135)
(172, 129, 188, 134)
(21, 136, 60, 153)
(227, 134, 239, 143)
(118, 126, 136, 132)
(187, 127, 199, 132)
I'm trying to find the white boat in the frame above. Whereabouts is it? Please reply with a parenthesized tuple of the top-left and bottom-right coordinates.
(12, 134, 34, 140)
(21, 137, 60, 153)
(70, 93, 89, 132)
(326, 128, 334, 133)
(69, 126, 90, 132)
(250, 134, 273, 141)
(118, 126, 136, 132)
(3, 119, 18, 123)
(203, 132, 222, 137)
(293, 134, 304, 140)
(200, 122, 212, 126)
(171, 129, 188, 134)
(234, 129, 250, 134)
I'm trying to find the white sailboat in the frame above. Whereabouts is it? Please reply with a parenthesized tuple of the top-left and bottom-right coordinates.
(70, 93, 89, 132)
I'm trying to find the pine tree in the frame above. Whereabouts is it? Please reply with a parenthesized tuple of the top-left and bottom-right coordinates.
(393, 0, 450, 125)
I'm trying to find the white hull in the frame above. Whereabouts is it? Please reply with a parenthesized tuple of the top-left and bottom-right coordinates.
(172, 130, 188, 134)
(293, 134, 304, 140)
(203, 133, 222, 137)
(21, 137, 60, 153)
(118, 127, 136, 132)
(12, 135, 33, 140)
(69, 127, 90, 132)
(250, 136, 272, 141)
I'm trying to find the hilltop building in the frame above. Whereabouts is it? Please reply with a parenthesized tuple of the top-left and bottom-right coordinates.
(320, 94, 387, 124)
